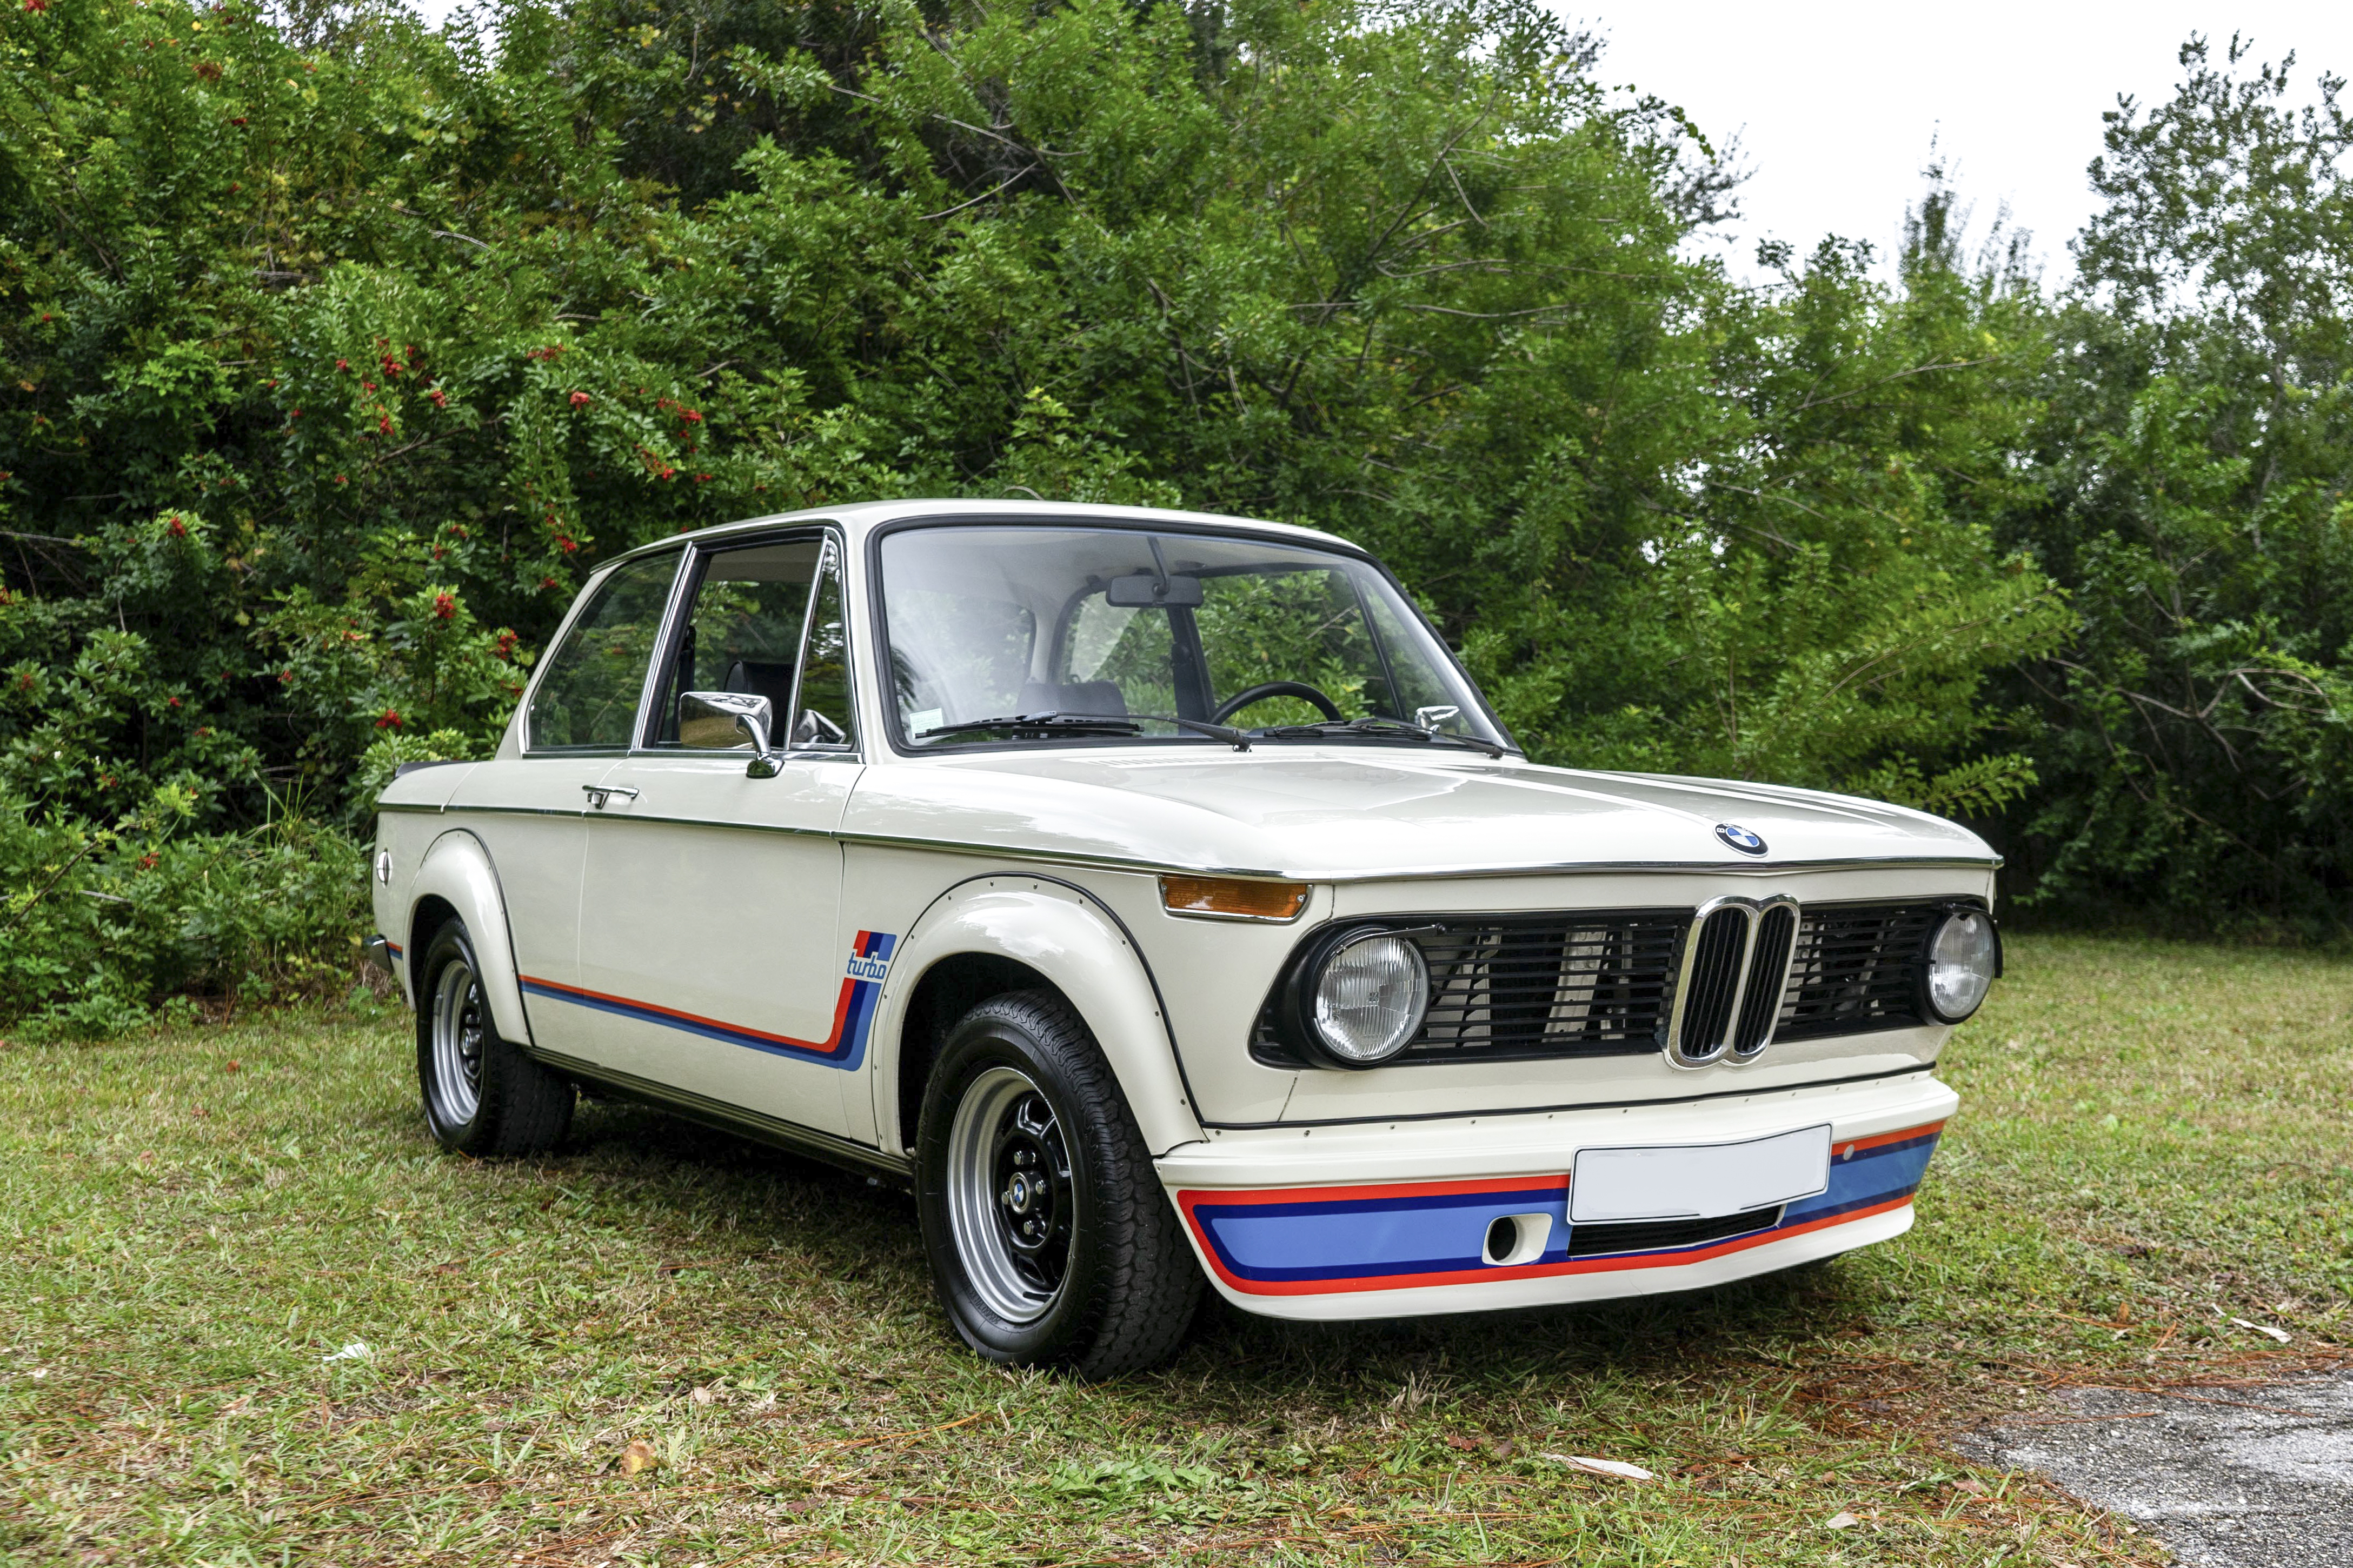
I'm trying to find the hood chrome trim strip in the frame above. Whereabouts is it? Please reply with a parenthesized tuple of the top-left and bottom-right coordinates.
(837, 831, 2000, 880)
(388, 800, 1999, 878)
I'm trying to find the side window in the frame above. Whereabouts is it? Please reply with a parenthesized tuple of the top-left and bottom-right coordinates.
(652, 538, 822, 748)
(792, 541, 857, 748)
(525, 551, 681, 751)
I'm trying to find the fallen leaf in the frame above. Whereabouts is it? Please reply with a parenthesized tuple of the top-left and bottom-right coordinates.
(621, 1438, 660, 1475)
(321, 1341, 370, 1363)
(1824, 1510, 1860, 1529)
(2228, 1316, 2292, 1344)
(1543, 1453, 1654, 1480)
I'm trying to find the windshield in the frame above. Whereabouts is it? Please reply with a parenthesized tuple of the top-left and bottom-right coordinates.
(876, 524, 1510, 751)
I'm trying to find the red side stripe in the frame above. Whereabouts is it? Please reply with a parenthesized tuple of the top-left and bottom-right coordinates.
(1841, 1119, 1946, 1154)
(1185, 1173, 1571, 1210)
(522, 973, 856, 1053)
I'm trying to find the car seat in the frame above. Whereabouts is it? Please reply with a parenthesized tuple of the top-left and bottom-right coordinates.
(1016, 679, 1128, 717)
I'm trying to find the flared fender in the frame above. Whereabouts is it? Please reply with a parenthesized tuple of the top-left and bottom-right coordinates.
(872, 875, 1206, 1158)
(406, 830, 535, 1049)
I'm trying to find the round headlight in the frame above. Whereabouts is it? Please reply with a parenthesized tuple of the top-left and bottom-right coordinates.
(1308, 932, 1430, 1065)
(1923, 908, 1999, 1023)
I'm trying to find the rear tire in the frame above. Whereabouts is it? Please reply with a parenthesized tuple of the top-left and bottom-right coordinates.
(416, 919, 574, 1157)
(915, 991, 1200, 1377)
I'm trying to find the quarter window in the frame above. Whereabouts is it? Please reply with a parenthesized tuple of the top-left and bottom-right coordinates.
(793, 541, 857, 748)
(525, 551, 681, 751)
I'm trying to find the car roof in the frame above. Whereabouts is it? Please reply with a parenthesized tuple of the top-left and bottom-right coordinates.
(599, 498, 1362, 570)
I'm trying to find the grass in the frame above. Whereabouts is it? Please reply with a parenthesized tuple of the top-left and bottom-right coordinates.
(3, 933, 2347, 1566)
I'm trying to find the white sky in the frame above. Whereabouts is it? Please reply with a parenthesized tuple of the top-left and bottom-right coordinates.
(1581, 1, 2353, 281)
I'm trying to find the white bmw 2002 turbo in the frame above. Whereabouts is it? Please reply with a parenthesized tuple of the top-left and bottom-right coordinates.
(367, 500, 1999, 1375)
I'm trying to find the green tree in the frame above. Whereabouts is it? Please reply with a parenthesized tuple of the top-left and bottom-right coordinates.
(0, 0, 2065, 1026)
(2001, 35, 2353, 931)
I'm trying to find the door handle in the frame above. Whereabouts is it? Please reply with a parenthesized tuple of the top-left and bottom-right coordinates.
(582, 784, 640, 811)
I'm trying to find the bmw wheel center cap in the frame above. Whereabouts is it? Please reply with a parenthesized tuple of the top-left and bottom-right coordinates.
(1715, 822, 1768, 856)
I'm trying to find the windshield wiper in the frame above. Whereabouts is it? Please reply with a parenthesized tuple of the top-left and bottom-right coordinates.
(1257, 716, 1506, 758)
(920, 712, 1252, 750)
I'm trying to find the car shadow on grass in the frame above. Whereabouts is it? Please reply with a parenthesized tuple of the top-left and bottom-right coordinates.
(547, 1097, 1884, 1400)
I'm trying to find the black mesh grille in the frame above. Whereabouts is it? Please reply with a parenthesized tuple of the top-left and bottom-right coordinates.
(1253, 910, 1689, 1066)
(1733, 903, 1798, 1055)
(1406, 913, 1687, 1062)
(1774, 902, 1942, 1042)
(1565, 1206, 1784, 1258)
(1674, 905, 1749, 1059)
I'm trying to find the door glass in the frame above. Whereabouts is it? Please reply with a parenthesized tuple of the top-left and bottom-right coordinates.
(652, 538, 822, 748)
(792, 542, 857, 749)
(525, 550, 681, 751)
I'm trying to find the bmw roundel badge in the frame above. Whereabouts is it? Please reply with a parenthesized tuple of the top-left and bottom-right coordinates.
(1715, 822, 1768, 856)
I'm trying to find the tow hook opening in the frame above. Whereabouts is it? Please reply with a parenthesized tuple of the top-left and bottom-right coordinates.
(1481, 1212, 1553, 1267)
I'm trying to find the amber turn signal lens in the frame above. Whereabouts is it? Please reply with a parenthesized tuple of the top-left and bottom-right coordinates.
(1159, 875, 1309, 921)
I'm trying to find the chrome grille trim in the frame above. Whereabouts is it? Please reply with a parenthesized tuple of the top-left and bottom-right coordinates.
(1664, 895, 1802, 1069)
(1732, 902, 1801, 1059)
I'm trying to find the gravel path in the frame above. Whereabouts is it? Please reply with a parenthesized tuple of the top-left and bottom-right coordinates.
(1960, 1373, 2353, 1567)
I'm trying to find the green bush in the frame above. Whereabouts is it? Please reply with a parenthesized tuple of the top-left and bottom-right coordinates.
(0, 786, 364, 1036)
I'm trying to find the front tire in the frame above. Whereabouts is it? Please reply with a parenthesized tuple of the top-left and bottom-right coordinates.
(416, 920, 574, 1156)
(916, 991, 1200, 1376)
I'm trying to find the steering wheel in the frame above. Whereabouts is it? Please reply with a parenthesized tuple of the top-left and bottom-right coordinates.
(1210, 680, 1345, 724)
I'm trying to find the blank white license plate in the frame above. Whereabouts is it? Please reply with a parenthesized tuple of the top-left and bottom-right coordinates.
(1570, 1125, 1831, 1223)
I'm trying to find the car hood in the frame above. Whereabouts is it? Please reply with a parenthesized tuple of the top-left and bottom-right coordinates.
(842, 747, 1996, 879)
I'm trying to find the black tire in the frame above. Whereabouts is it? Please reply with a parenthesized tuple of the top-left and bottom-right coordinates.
(415, 919, 574, 1157)
(915, 990, 1201, 1377)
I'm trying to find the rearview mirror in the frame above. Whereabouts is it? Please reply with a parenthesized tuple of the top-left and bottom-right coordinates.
(1106, 572, 1203, 608)
(680, 690, 777, 775)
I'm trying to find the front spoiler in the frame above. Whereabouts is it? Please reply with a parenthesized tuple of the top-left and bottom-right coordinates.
(1156, 1070, 1956, 1322)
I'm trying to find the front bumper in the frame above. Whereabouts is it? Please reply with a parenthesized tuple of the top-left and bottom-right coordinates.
(1156, 1069, 1957, 1321)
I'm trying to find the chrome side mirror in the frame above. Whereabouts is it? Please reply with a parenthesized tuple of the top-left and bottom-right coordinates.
(680, 691, 779, 777)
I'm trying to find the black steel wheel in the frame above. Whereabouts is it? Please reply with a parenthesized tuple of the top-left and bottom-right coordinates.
(415, 920, 574, 1157)
(916, 991, 1200, 1376)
